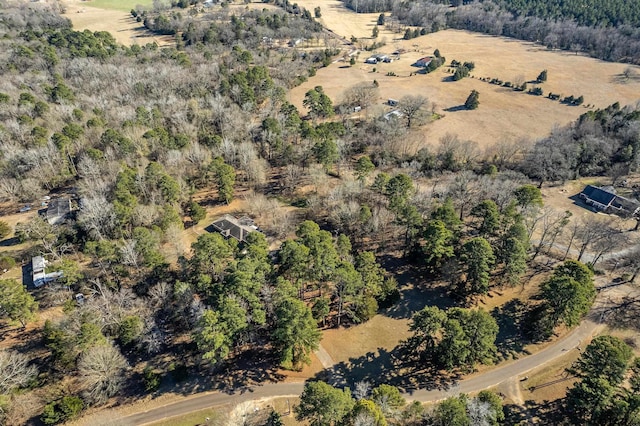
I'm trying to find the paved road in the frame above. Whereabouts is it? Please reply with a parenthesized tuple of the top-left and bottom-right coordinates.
(99, 317, 603, 425)
(115, 384, 304, 426)
(89, 277, 632, 425)
(407, 318, 602, 402)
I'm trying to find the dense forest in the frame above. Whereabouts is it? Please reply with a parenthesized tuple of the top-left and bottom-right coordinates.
(0, 0, 640, 424)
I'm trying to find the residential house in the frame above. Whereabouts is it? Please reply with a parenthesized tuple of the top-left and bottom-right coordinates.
(32, 256, 63, 288)
(46, 197, 72, 225)
(414, 56, 433, 67)
(210, 215, 259, 243)
(579, 185, 640, 217)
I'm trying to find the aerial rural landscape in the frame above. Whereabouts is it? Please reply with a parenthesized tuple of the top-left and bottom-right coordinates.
(1, 0, 640, 424)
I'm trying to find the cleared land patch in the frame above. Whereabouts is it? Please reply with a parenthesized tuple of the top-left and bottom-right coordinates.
(288, 26, 640, 150)
(64, 0, 172, 46)
(71, 0, 153, 12)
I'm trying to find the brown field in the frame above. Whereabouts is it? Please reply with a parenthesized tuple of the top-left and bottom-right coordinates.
(63, 0, 173, 46)
(293, 0, 393, 40)
(288, 0, 640, 150)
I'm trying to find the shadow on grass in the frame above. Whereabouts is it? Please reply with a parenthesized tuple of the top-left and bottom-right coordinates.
(443, 105, 467, 112)
(0, 237, 20, 247)
(376, 254, 456, 319)
(313, 344, 458, 394)
(504, 398, 566, 425)
(492, 298, 531, 361)
(592, 293, 640, 332)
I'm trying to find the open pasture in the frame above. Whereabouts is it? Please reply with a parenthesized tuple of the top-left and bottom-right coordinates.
(64, 0, 171, 46)
(288, 17, 640, 150)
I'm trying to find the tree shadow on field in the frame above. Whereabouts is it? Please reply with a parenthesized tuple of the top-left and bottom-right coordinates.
(592, 293, 640, 332)
(443, 105, 467, 112)
(491, 299, 530, 361)
(313, 345, 458, 394)
(133, 345, 286, 403)
(504, 398, 566, 425)
(376, 254, 456, 319)
(0, 236, 20, 247)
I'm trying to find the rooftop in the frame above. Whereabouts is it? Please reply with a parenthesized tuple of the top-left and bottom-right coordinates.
(46, 197, 72, 225)
(210, 214, 258, 243)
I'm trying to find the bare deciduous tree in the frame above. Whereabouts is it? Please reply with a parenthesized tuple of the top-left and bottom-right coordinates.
(341, 83, 380, 110)
(77, 196, 117, 240)
(0, 350, 38, 394)
(78, 341, 128, 405)
(467, 398, 496, 426)
(353, 380, 371, 400)
(399, 95, 429, 128)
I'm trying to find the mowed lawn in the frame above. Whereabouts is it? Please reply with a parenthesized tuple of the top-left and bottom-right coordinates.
(80, 0, 153, 12)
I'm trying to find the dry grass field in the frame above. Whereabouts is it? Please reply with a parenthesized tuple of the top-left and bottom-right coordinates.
(63, 0, 172, 46)
(288, 0, 640, 150)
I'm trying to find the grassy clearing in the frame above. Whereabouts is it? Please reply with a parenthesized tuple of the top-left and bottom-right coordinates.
(80, 0, 153, 12)
(288, 26, 640, 152)
(64, 0, 171, 46)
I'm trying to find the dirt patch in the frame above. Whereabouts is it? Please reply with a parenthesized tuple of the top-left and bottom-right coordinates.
(63, 0, 173, 46)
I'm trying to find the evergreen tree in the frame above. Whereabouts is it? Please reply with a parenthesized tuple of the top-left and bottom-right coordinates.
(296, 381, 354, 425)
(273, 297, 322, 370)
(464, 90, 480, 109)
(459, 237, 495, 297)
(209, 157, 236, 204)
(355, 156, 375, 182)
(470, 200, 500, 236)
(422, 220, 455, 272)
(0, 279, 38, 328)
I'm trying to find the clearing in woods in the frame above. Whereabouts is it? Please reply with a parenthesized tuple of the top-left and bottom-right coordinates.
(70, 0, 153, 12)
(289, 0, 640, 150)
(64, 0, 171, 46)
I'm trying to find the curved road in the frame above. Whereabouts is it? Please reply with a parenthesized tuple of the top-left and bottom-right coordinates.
(95, 315, 606, 425)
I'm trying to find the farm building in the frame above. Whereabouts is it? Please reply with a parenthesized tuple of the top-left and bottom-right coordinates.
(365, 54, 390, 64)
(579, 185, 640, 217)
(210, 215, 259, 243)
(414, 56, 433, 67)
(46, 197, 72, 225)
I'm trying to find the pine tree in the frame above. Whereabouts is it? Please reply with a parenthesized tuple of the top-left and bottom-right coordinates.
(465, 90, 480, 110)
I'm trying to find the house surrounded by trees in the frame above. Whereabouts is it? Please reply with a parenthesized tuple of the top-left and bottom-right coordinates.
(210, 215, 259, 243)
(579, 185, 640, 217)
(45, 197, 72, 225)
(32, 256, 63, 288)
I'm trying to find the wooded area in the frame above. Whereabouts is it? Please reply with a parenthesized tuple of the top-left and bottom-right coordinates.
(0, 0, 639, 424)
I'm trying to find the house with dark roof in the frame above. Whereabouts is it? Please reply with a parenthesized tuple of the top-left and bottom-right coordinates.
(46, 197, 72, 225)
(579, 185, 640, 217)
(210, 215, 259, 243)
